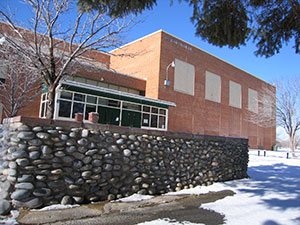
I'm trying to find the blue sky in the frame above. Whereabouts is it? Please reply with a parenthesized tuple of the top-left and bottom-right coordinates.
(4, 0, 300, 83)
(125, 1, 300, 84)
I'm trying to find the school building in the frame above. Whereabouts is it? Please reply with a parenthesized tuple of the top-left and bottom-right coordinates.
(0, 27, 276, 149)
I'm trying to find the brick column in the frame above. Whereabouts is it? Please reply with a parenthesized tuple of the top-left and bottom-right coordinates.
(75, 113, 83, 122)
(88, 112, 99, 123)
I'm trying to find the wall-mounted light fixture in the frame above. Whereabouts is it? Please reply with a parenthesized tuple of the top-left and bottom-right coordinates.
(165, 60, 175, 86)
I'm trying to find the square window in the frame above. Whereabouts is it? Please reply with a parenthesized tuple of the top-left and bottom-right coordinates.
(74, 93, 85, 102)
(159, 109, 166, 115)
(98, 98, 108, 106)
(229, 81, 242, 108)
(142, 113, 150, 127)
(85, 104, 97, 120)
(143, 106, 150, 112)
(174, 58, 195, 96)
(205, 71, 221, 103)
(72, 102, 84, 118)
(87, 96, 97, 104)
(61, 91, 72, 100)
(58, 100, 71, 118)
(151, 107, 158, 114)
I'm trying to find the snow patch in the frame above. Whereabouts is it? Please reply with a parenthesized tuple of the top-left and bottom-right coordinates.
(114, 194, 154, 202)
(31, 204, 80, 211)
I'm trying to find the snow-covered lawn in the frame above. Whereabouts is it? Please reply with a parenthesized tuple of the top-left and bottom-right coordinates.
(138, 149, 300, 225)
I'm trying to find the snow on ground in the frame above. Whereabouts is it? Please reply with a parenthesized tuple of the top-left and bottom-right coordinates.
(31, 204, 80, 211)
(139, 150, 300, 225)
(115, 193, 154, 202)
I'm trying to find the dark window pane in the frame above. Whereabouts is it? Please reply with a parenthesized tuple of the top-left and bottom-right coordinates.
(58, 100, 71, 118)
(151, 107, 158, 114)
(72, 102, 84, 118)
(40, 103, 45, 118)
(150, 114, 158, 128)
(61, 91, 72, 100)
(74, 93, 85, 102)
(108, 100, 120, 108)
(98, 98, 108, 106)
(85, 104, 97, 120)
(159, 116, 166, 129)
(142, 113, 150, 127)
(159, 109, 166, 115)
(87, 96, 97, 104)
(123, 102, 141, 111)
(143, 106, 150, 112)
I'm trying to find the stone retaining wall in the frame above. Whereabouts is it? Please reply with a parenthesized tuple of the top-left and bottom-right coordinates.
(0, 117, 248, 214)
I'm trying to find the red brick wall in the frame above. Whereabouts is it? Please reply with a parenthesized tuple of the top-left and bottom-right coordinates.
(110, 31, 276, 149)
(110, 32, 162, 99)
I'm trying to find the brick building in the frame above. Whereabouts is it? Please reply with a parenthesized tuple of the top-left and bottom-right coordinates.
(110, 30, 276, 149)
(0, 26, 276, 149)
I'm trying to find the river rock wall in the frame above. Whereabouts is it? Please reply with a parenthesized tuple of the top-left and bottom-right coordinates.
(0, 117, 248, 214)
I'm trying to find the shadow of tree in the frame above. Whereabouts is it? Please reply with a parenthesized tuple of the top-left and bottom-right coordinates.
(223, 163, 300, 211)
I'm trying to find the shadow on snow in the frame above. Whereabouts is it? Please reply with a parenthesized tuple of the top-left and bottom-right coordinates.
(223, 163, 300, 211)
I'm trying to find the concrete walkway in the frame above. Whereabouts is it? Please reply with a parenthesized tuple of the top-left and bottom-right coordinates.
(16, 190, 234, 225)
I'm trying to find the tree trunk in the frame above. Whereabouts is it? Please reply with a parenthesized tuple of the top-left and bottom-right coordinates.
(46, 87, 56, 119)
(289, 134, 296, 157)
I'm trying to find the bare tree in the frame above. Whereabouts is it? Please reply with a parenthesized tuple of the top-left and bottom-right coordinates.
(0, 0, 135, 118)
(0, 43, 42, 117)
(245, 76, 300, 155)
(276, 76, 300, 155)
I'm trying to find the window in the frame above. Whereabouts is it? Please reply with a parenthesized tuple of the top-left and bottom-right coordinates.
(141, 106, 167, 130)
(263, 95, 272, 117)
(248, 88, 258, 113)
(70, 76, 141, 95)
(229, 81, 242, 108)
(174, 58, 195, 96)
(46, 88, 169, 131)
(0, 59, 6, 83)
(205, 71, 221, 103)
(40, 93, 49, 118)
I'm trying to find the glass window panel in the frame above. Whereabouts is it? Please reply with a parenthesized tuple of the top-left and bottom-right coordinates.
(74, 77, 86, 83)
(98, 82, 108, 88)
(108, 100, 120, 108)
(151, 107, 158, 114)
(109, 84, 118, 90)
(72, 102, 84, 118)
(142, 113, 150, 127)
(74, 93, 85, 102)
(86, 79, 98, 86)
(159, 109, 166, 115)
(40, 103, 45, 118)
(143, 106, 150, 112)
(159, 116, 166, 129)
(85, 104, 97, 120)
(123, 102, 141, 111)
(129, 89, 140, 95)
(150, 114, 158, 128)
(98, 98, 108, 106)
(119, 87, 128, 93)
(87, 96, 97, 104)
(60, 91, 72, 100)
(58, 100, 71, 118)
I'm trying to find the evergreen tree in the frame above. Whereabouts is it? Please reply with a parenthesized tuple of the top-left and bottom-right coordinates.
(77, 0, 300, 57)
